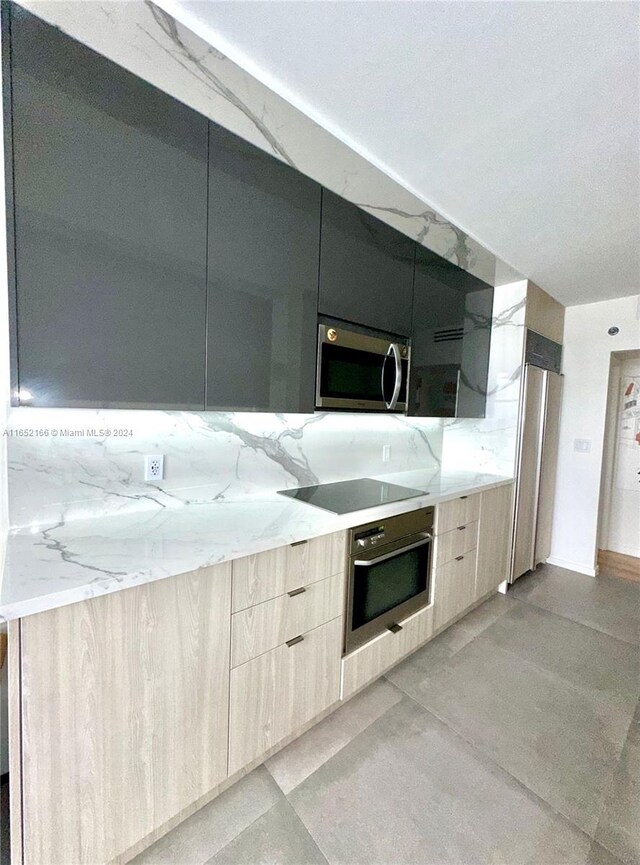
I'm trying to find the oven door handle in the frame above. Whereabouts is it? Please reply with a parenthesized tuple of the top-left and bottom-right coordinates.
(381, 344, 403, 410)
(353, 533, 432, 567)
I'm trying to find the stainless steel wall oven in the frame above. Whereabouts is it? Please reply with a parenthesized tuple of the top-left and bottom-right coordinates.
(344, 507, 433, 654)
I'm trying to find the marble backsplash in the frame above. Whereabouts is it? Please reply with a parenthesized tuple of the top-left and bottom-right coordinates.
(7, 409, 442, 528)
(441, 280, 527, 476)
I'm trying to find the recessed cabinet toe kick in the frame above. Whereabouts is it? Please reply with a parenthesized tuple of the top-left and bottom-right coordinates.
(8, 484, 513, 864)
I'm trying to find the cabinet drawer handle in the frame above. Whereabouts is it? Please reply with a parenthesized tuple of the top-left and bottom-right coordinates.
(387, 623, 403, 634)
(287, 586, 306, 597)
(459, 495, 468, 500)
(290, 539, 308, 547)
(455, 555, 464, 561)
(286, 634, 304, 647)
(457, 525, 466, 531)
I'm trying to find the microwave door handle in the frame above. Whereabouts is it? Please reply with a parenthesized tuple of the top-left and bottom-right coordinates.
(381, 348, 391, 406)
(388, 344, 402, 410)
(381, 352, 388, 405)
(353, 533, 432, 567)
(382, 344, 403, 410)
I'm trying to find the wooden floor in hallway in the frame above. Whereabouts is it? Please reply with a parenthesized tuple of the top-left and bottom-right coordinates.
(599, 549, 640, 583)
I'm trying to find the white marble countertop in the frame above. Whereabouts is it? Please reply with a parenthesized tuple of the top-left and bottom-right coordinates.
(0, 470, 513, 620)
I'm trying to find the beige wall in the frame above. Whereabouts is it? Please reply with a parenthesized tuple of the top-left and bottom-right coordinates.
(549, 295, 640, 574)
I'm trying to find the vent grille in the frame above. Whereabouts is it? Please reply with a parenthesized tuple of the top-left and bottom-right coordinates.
(433, 327, 463, 343)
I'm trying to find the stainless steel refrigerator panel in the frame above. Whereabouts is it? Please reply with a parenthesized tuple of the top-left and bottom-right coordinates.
(511, 365, 546, 581)
(534, 371, 563, 566)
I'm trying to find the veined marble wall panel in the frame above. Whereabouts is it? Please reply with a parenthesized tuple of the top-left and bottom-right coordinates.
(441, 281, 527, 476)
(7, 409, 442, 527)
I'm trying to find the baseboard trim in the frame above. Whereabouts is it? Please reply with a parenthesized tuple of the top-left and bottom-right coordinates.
(546, 556, 596, 577)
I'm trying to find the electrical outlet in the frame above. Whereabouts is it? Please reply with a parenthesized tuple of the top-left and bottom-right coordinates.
(382, 445, 391, 463)
(144, 454, 164, 481)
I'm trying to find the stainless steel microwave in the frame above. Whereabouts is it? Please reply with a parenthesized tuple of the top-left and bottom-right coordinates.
(315, 324, 410, 412)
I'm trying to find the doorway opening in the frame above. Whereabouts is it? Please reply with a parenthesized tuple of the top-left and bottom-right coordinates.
(597, 349, 640, 582)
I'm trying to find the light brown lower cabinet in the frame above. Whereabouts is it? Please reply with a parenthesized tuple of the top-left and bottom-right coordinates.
(341, 604, 434, 700)
(231, 572, 343, 668)
(434, 520, 479, 569)
(475, 483, 514, 598)
(8, 495, 515, 865)
(435, 493, 481, 534)
(433, 483, 514, 631)
(433, 550, 477, 631)
(232, 532, 346, 612)
(228, 616, 342, 774)
(14, 564, 232, 865)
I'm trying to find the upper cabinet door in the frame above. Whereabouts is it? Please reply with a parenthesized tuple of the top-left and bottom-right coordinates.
(9, 7, 208, 408)
(206, 123, 321, 413)
(318, 191, 415, 336)
(409, 245, 493, 418)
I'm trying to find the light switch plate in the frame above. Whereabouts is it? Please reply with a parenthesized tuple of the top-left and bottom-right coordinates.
(573, 438, 592, 453)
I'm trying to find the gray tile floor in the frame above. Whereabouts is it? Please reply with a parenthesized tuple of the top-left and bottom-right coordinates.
(1, 564, 638, 865)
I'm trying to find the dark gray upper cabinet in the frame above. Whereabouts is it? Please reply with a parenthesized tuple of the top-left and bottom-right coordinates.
(206, 123, 321, 412)
(8, 7, 208, 408)
(409, 245, 493, 418)
(318, 190, 415, 336)
(6, 8, 495, 418)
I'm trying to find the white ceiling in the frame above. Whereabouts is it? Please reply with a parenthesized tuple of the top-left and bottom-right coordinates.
(164, 0, 639, 306)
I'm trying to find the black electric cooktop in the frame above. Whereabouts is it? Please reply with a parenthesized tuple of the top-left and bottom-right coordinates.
(277, 478, 426, 515)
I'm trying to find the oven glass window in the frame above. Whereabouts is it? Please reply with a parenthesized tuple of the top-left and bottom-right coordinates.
(352, 543, 429, 631)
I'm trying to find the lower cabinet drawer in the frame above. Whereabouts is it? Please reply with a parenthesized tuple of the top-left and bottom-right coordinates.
(434, 520, 478, 568)
(231, 573, 343, 668)
(341, 604, 434, 700)
(232, 532, 346, 612)
(433, 549, 477, 631)
(436, 494, 481, 535)
(228, 617, 342, 775)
